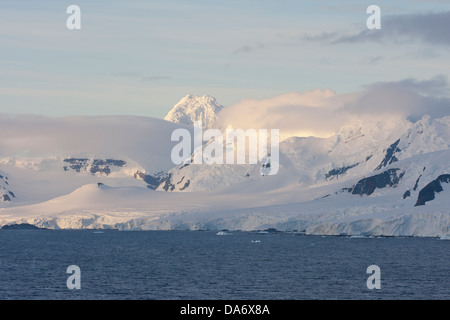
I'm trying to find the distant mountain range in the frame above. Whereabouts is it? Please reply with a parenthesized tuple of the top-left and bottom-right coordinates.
(0, 95, 449, 237)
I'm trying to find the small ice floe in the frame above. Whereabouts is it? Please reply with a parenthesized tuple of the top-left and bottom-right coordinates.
(251, 240, 261, 243)
(216, 230, 232, 236)
(439, 234, 450, 240)
(349, 235, 374, 239)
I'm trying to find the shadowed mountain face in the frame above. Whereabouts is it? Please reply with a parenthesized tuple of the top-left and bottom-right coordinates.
(341, 168, 405, 196)
(415, 174, 450, 206)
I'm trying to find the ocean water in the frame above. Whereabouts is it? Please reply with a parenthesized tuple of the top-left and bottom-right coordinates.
(0, 230, 448, 300)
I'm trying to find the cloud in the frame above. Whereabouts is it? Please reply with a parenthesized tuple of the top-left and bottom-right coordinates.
(218, 76, 450, 139)
(363, 75, 449, 97)
(218, 89, 351, 138)
(304, 11, 450, 47)
(345, 75, 450, 122)
(0, 114, 191, 171)
(233, 43, 265, 55)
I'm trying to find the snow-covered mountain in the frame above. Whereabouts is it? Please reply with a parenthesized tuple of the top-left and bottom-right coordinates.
(0, 170, 15, 203)
(164, 95, 224, 128)
(0, 99, 449, 237)
(158, 115, 444, 193)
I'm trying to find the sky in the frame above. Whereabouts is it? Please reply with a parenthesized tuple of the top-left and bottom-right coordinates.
(1, 0, 450, 118)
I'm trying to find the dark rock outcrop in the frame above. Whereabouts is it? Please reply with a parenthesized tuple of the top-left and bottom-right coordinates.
(159, 174, 176, 191)
(325, 163, 359, 180)
(352, 169, 404, 196)
(63, 158, 89, 172)
(403, 190, 411, 199)
(415, 174, 450, 206)
(63, 158, 126, 175)
(179, 180, 190, 191)
(90, 159, 126, 175)
(413, 175, 422, 191)
(375, 139, 401, 170)
(134, 171, 167, 190)
(342, 168, 405, 196)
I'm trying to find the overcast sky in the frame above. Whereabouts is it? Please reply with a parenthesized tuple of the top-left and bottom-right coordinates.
(1, 0, 450, 118)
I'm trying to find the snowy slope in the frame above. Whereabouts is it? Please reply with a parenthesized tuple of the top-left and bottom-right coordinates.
(1, 147, 448, 236)
(1, 153, 448, 236)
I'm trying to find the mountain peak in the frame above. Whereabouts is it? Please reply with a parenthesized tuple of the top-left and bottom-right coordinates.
(164, 94, 224, 128)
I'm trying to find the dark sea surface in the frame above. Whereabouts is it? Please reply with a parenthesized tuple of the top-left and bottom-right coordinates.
(0, 230, 448, 300)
